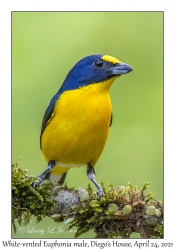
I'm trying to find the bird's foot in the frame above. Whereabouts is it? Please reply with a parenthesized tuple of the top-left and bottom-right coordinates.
(32, 176, 43, 188)
(96, 188, 103, 197)
(32, 160, 55, 188)
(87, 164, 103, 197)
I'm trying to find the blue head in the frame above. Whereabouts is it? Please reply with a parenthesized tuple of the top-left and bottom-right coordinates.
(58, 54, 133, 93)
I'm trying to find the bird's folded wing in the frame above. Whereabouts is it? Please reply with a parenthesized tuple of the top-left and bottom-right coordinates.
(40, 92, 61, 149)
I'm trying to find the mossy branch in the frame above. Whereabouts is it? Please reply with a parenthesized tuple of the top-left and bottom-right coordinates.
(12, 163, 163, 238)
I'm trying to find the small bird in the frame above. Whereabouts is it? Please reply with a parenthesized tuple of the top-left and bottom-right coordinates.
(33, 54, 133, 196)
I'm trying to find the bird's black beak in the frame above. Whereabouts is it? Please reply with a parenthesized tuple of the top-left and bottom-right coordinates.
(109, 63, 133, 77)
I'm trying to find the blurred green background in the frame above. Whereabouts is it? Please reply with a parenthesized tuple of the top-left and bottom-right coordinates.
(12, 12, 163, 238)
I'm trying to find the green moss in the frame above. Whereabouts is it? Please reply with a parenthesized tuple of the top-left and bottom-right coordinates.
(155, 209, 161, 217)
(67, 181, 163, 238)
(146, 206, 156, 216)
(107, 203, 119, 213)
(154, 224, 163, 237)
(12, 163, 55, 230)
(123, 205, 132, 215)
(78, 188, 89, 201)
(12, 163, 163, 238)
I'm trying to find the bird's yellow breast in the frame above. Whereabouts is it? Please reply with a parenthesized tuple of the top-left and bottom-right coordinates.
(41, 76, 116, 168)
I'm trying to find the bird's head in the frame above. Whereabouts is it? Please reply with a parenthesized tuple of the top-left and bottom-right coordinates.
(60, 54, 133, 92)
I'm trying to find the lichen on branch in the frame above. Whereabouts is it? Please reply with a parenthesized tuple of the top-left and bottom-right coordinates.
(12, 163, 163, 238)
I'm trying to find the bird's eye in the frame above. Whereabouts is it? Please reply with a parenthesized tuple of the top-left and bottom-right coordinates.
(95, 59, 104, 67)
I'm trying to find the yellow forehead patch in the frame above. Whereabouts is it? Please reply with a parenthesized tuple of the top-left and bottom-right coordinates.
(102, 55, 121, 64)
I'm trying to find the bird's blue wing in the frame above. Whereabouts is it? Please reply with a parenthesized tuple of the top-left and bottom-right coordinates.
(40, 92, 61, 149)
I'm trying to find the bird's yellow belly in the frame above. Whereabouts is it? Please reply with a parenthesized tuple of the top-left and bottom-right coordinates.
(41, 81, 113, 168)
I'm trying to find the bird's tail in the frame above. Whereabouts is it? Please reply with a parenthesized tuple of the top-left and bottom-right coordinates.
(44, 171, 68, 185)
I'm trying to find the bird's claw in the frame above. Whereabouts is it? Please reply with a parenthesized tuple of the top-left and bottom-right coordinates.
(97, 188, 103, 197)
(32, 177, 42, 188)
